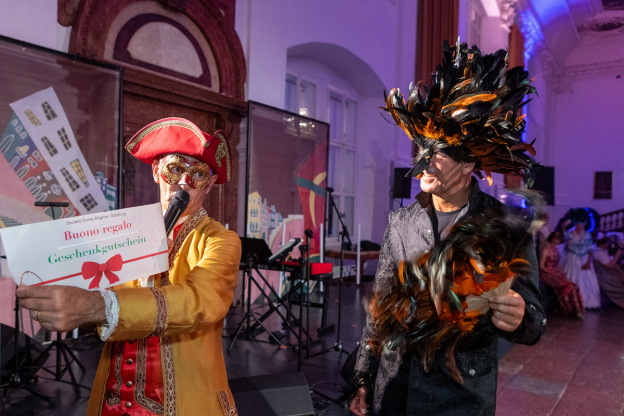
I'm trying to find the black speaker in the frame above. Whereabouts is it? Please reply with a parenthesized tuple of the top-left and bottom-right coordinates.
(1, 323, 49, 384)
(229, 372, 314, 416)
(392, 167, 412, 199)
(530, 166, 554, 205)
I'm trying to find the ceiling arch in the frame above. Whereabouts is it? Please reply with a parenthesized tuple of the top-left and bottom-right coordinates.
(518, 0, 624, 67)
(287, 42, 386, 99)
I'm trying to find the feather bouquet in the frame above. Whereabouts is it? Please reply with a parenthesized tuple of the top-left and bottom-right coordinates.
(369, 193, 544, 383)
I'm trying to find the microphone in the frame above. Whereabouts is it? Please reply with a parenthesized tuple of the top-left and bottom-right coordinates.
(163, 190, 190, 237)
(326, 187, 334, 193)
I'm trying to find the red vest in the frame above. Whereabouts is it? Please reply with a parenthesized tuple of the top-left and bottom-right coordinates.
(101, 337, 164, 415)
(101, 223, 184, 416)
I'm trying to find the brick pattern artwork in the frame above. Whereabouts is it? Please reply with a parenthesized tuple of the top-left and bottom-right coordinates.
(41, 136, 58, 156)
(57, 127, 71, 150)
(60, 167, 80, 192)
(0, 113, 79, 217)
(7, 87, 112, 215)
(41, 101, 57, 120)
(79, 193, 98, 211)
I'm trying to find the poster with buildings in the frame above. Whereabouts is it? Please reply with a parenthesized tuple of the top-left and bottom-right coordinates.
(9, 87, 109, 215)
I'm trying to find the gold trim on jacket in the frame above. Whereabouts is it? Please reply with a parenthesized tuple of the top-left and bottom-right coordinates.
(87, 210, 241, 415)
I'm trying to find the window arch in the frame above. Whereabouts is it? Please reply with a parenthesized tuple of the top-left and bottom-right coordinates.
(113, 13, 215, 88)
(0, 134, 14, 155)
(70, 0, 248, 95)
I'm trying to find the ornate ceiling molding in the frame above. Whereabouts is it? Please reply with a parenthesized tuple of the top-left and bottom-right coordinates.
(540, 55, 624, 94)
(537, 46, 567, 93)
(498, 0, 520, 29)
(58, 0, 84, 26)
(513, 1, 624, 94)
(562, 57, 624, 79)
(578, 11, 624, 43)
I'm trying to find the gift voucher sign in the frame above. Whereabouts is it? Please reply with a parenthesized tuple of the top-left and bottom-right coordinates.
(0, 203, 168, 289)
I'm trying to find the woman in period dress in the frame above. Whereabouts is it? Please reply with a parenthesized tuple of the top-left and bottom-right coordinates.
(539, 232, 584, 318)
(563, 221, 601, 309)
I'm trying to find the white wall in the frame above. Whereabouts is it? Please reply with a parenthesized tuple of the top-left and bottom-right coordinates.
(237, 0, 415, 107)
(552, 71, 624, 214)
(565, 34, 624, 66)
(0, 0, 69, 52)
(480, 16, 509, 53)
(526, 56, 546, 164)
(236, 0, 417, 244)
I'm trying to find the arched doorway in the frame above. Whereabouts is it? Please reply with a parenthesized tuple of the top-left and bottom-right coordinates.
(285, 42, 392, 243)
(66, 0, 246, 230)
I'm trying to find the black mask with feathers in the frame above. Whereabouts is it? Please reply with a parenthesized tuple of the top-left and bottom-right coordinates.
(384, 38, 538, 187)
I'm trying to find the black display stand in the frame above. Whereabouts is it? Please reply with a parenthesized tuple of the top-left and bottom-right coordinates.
(310, 188, 351, 359)
(31, 201, 86, 397)
(227, 257, 286, 350)
(2, 285, 56, 407)
(227, 238, 303, 350)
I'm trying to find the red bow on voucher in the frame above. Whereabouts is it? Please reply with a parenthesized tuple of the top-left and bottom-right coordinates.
(81, 254, 122, 289)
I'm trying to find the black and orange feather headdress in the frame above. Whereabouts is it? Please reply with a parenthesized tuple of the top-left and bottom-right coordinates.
(384, 38, 537, 187)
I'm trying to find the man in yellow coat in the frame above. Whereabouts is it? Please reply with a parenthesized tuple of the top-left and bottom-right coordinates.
(17, 117, 241, 416)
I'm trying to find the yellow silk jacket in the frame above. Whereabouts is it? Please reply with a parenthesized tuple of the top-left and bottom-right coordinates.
(87, 209, 241, 416)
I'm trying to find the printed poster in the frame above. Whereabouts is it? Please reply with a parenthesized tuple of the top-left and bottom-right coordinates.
(9, 87, 108, 215)
(0, 113, 81, 218)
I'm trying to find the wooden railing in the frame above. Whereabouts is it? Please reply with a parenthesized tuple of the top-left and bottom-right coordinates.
(600, 209, 624, 232)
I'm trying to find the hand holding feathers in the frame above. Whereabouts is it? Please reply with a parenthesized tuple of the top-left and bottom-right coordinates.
(490, 289, 525, 332)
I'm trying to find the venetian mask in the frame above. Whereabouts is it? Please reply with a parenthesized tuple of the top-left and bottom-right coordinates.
(158, 154, 213, 190)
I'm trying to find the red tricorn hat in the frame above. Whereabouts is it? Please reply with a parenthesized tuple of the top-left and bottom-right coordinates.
(125, 117, 231, 184)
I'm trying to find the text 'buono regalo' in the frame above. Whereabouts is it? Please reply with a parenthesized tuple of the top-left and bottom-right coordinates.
(63, 220, 133, 240)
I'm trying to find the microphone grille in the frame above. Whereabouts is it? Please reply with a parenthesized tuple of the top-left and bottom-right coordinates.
(170, 189, 190, 209)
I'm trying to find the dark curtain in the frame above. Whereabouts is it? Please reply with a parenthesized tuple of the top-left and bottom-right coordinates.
(415, 0, 460, 84)
(508, 24, 525, 69)
(505, 24, 525, 189)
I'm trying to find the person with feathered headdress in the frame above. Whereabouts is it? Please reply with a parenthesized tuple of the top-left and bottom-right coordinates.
(349, 39, 546, 416)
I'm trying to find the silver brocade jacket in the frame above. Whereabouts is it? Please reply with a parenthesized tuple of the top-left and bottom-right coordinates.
(355, 178, 546, 416)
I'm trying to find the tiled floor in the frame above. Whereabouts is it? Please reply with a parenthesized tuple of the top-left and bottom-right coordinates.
(496, 308, 624, 416)
(2, 280, 624, 415)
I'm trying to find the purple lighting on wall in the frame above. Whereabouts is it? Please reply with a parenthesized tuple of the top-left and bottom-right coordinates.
(520, 10, 543, 61)
(530, 0, 564, 26)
